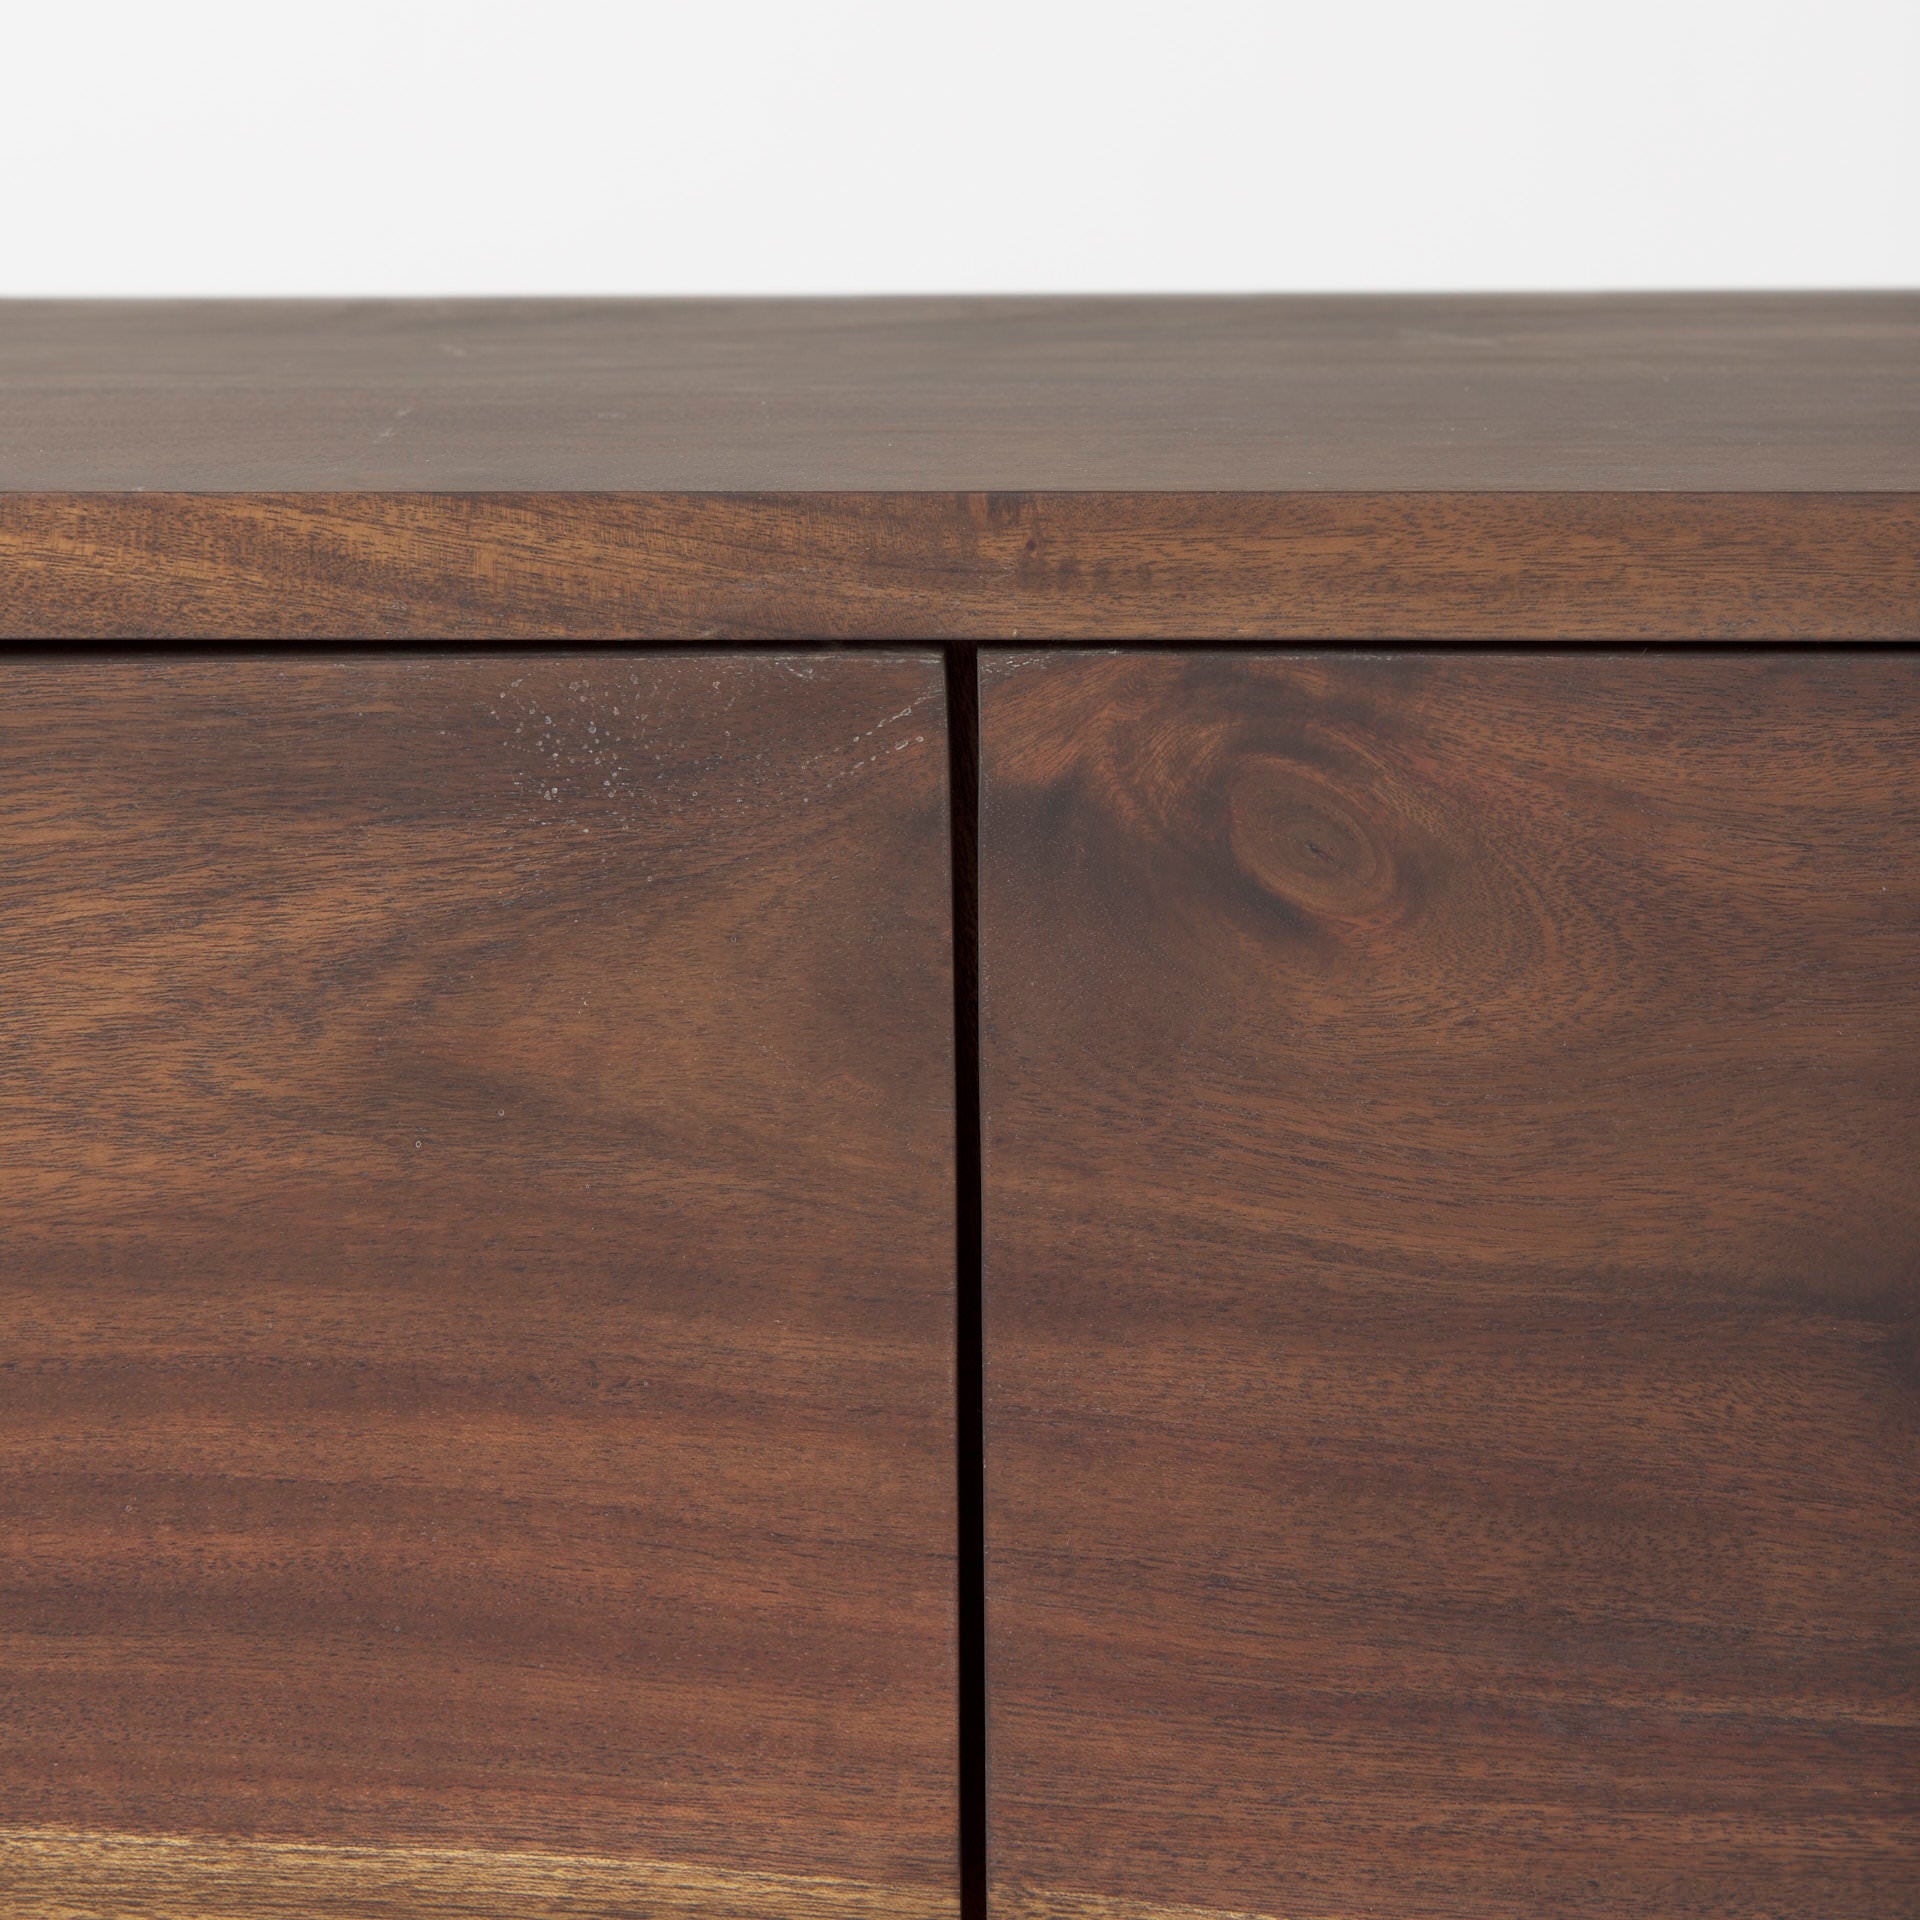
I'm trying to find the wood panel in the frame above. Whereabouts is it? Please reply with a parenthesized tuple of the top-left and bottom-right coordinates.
(4, 294, 1915, 491)
(0, 652, 956, 1916)
(3, 491, 1915, 642)
(981, 650, 1920, 1919)
(3, 294, 1916, 641)
(0, 1828, 950, 1920)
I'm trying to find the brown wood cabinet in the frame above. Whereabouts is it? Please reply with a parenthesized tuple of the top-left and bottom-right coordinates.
(1, 296, 1915, 1919)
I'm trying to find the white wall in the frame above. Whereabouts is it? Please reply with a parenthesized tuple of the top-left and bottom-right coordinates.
(6, 0, 1915, 294)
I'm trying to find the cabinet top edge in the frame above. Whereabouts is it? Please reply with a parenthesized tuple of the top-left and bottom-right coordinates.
(4, 294, 1916, 494)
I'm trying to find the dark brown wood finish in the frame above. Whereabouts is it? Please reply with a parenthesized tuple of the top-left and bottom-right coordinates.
(3, 295, 1916, 639)
(0, 653, 956, 1917)
(981, 650, 1920, 1919)
(2, 491, 1914, 642)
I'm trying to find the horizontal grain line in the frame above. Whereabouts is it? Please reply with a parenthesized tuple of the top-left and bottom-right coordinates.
(2, 492, 1915, 640)
(0, 1825, 952, 1920)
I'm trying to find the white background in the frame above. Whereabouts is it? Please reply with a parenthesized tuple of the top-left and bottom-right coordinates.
(6, 0, 1915, 294)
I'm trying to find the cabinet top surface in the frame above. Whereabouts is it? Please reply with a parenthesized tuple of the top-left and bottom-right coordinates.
(3, 293, 1915, 494)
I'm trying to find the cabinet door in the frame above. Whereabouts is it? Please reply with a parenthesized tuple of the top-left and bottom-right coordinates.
(0, 653, 956, 1918)
(982, 651, 1919, 1919)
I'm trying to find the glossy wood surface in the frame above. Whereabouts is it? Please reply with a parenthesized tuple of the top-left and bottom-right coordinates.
(981, 650, 1920, 1919)
(5, 295, 1914, 490)
(0, 652, 956, 1916)
(3, 296, 1916, 640)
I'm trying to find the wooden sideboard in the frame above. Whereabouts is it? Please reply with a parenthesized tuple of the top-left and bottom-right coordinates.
(2, 295, 1915, 1920)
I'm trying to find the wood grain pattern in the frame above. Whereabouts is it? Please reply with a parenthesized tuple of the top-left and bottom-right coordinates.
(2, 491, 1915, 642)
(3, 294, 1915, 641)
(0, 1827, 952, 1920)
(4, 295, 1915, 491)
(981, 650, 1920, 1919)
(0, 653, 956, 1911)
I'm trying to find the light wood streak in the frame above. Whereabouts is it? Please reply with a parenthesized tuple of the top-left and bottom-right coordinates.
(995, 1887, 1301, 1920)
(1, 1826, 953, 1920)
